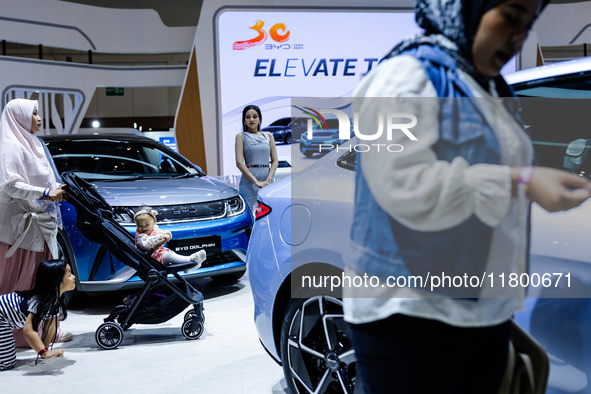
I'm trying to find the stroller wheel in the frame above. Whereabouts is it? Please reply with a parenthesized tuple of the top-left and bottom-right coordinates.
(184, 310, 205, 324)
(95, 322, 124, 349)
(181, 319, 204, 340)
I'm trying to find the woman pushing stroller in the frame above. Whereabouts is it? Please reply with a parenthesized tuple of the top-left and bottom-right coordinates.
(134, 206, 206, 274)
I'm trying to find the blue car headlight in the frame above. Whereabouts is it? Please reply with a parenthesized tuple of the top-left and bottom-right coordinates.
(226, 195, 246, 217)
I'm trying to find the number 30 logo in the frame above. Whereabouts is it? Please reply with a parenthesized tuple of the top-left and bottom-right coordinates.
(233, 20, 290, 50)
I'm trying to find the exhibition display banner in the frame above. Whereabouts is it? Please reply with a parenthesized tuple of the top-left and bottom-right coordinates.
(217, 10, 419, 175)
(216, 10, 515, 175)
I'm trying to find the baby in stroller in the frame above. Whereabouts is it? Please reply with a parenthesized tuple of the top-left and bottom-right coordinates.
(134, 206, 206, 275)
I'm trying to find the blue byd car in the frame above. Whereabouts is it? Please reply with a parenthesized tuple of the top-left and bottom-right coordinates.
(41, 134, 252, 295)
(299, 118, 353, 157)
(247, 57, 591, 394)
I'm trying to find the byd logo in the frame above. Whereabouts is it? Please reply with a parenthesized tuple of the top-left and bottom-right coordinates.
(304, 108, 418, 153)
(233, 20, 290, 50)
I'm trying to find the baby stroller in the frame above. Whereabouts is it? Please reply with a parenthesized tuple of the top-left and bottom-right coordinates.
(60, 172, 205, 349)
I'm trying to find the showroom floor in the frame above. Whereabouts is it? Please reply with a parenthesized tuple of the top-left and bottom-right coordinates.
(0, 273, 288, 394)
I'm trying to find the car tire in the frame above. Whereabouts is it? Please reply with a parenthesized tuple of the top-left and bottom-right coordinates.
(280, 295, 357, 394)
(210, 270, 245, 283)
(284, 134, 292, 144)
(303, 150, 313, 157)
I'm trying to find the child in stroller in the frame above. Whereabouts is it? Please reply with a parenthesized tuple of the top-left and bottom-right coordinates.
(59, 172, 206, 349)
(134, 206, 206, 275)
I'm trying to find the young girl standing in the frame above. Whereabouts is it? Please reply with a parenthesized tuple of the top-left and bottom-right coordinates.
(0, 259, 75, 370)
(134, 206, 206, 274)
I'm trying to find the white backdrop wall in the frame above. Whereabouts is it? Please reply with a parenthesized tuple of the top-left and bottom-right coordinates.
(0, 56, 186, 135)
(535, 2, 591, 47)
(0, 0, 191, 134)
(0, 0, 196, 53)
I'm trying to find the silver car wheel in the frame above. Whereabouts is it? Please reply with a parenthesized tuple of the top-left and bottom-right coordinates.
(281, 296, 357, 394)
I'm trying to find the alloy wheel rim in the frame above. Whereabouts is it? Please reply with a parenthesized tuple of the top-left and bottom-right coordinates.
(286, 296, 356, 394)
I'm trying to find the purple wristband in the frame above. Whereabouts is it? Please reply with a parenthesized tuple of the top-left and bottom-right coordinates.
(517, 166, 535, 197)
(517, 166, 535, 185)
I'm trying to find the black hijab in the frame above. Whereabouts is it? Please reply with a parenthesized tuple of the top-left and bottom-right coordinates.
(385, 0, 549, 97)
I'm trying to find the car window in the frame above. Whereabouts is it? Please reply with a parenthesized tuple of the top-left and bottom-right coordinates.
(270, 118, 291, 127)
(45, 139, 199, 181)
(515, 74, 591, 178)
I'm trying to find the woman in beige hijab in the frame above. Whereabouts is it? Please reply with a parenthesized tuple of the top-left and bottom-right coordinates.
(0, 99, 67, 344)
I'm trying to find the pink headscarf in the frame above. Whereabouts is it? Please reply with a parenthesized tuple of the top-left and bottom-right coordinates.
(0, 99, 57, 194)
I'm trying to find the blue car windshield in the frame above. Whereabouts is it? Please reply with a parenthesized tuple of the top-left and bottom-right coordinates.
(45, 139, 201, 181)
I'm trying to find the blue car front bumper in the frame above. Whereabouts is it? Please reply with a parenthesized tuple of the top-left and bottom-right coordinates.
(60, 201, 252, 293)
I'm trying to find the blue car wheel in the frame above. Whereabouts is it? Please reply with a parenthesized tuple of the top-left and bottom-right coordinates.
(280, 296, 357, 394)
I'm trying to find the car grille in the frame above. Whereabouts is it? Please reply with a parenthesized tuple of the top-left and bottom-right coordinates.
(113, 201, 226, 223)
(156, 202, 225, 221)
